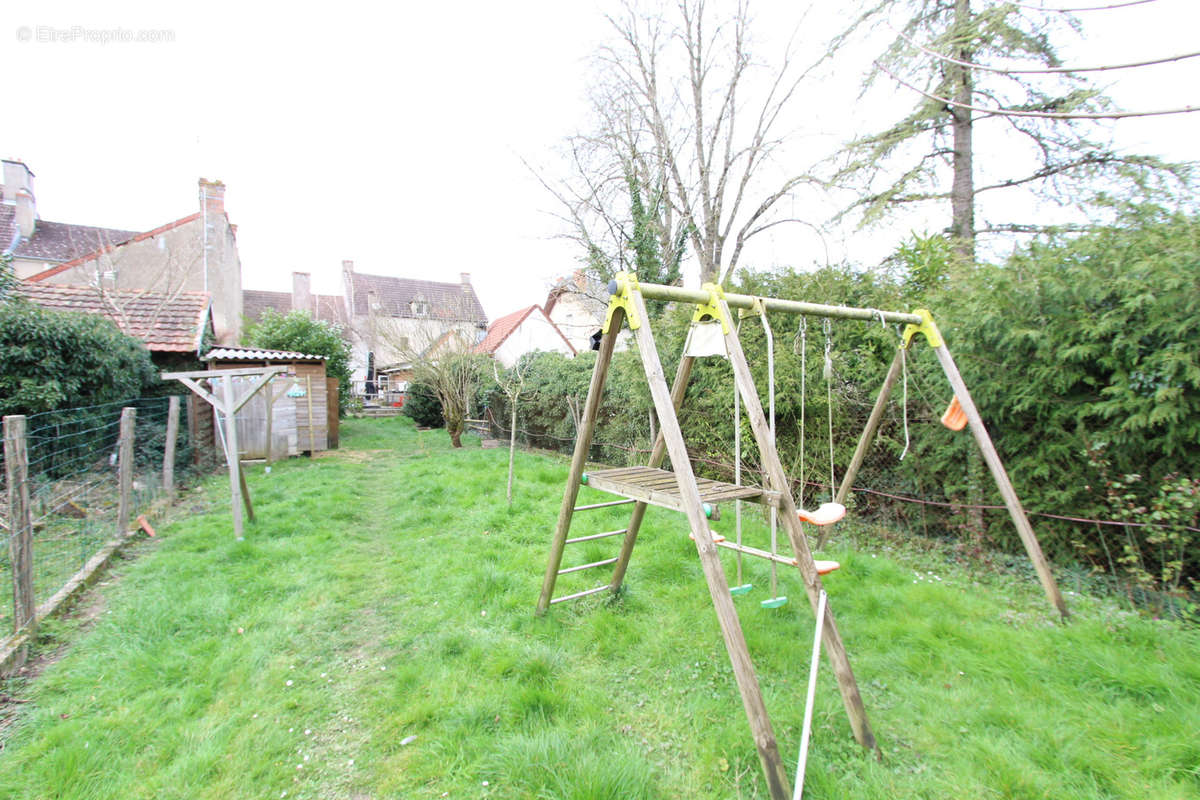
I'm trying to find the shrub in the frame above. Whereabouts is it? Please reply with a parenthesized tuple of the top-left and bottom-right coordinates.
(0, 299, 157, 416)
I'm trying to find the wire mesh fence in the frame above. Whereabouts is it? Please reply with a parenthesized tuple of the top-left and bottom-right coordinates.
(1, 396, 218, 635)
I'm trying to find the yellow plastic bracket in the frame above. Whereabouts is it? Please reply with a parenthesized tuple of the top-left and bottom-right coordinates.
(692, 282, 731, 334)
(602, 272, 640, 333)
(901, 308, 944, 349)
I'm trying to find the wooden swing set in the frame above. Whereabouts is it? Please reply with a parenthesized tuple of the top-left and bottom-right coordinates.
(536, 274, 1067, 800)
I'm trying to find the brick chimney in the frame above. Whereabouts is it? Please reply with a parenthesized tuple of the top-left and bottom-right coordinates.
(2, 160, 36, 239)
(198, 178, 225, 216)
(460, 272, 472, 292)
(292, 271, 313, 314)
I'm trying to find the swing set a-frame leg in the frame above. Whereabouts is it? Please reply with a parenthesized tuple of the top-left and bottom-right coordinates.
(626, 289, 793, 800)
(717, 297, 879, 755)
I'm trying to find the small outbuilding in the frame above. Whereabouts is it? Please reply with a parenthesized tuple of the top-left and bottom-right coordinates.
(203, 345, 335, 457)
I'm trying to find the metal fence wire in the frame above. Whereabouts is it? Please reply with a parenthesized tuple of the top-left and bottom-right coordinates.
(1, 396, 216, 634)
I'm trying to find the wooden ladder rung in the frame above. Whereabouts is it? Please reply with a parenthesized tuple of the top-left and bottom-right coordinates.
(566, 528, 628, 544)
(558, 556, 619, 575)
(550, 584, 610, 604)
(574, 499, 636, 511)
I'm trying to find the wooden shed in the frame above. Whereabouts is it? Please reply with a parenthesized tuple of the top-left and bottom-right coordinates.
(203, 346, 332, 457)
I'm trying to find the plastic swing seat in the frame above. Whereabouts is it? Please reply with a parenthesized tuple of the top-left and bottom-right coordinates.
(941, 395, 968, 431)
(796, 502, 846, 527)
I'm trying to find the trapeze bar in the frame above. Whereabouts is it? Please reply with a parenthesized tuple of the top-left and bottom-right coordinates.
(615, 280, 925, 326)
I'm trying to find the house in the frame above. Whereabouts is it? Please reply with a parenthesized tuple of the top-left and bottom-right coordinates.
(3, 161, 244, 345)
(340, 260, 488, 391)
(243, 271, 348, 329)
(14, 281, 213, 372)
(544, 269, 630, 353)
(474, 304, 575, 367)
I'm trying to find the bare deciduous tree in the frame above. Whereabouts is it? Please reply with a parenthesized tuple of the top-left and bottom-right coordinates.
(492, 357, 532, 505)
(547, 0, 825, 286)
(70, 227, 203, 338)
(373, 295, 485, 449)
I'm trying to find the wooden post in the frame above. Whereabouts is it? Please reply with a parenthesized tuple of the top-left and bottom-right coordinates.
(536, 306, 625, 616)
(238, 461, 255, 523)
(719, 296, 878, 754)
(305, 375, 315, 452)
(264, 379, 274, 466)
(820, 347, 905, 549)
(609, 354, 695, 591)
(932, 344, 1069, 619)
(3, 416, 35, 636)
(163, 396, 180, 499)
(116, 407, 136, 536)
(327, 377, 339, 449)
(186, 394, 201, 468)
(223, 375, 244, 540)
(627, 290, 792, 800)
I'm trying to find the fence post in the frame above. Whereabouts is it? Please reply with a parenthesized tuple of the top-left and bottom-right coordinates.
(163, 396, 180, 499)
(117, 407, 136, 536)
(3, 415, 35, 637)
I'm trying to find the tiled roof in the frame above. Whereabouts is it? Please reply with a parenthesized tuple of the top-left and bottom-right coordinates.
(23, 212, 200, 283)
(6, 212, 139, 262)
(349, 272, 487, 324)
(475, 305, 574, 356)
(243, 289, 348, 328)
(203, 345, 325, 362)
(15, 281, 210, 353)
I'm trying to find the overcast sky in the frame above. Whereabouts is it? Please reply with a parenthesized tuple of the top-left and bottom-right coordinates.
(5, 0, 1198, 321)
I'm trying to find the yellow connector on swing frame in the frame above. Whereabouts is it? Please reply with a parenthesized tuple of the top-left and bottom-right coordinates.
(602, 272, 641, 333)
(692, 282, 732, 334)
(901, 308, 944, 349)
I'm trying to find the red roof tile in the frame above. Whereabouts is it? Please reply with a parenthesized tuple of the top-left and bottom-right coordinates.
(15, 281, 211, 353)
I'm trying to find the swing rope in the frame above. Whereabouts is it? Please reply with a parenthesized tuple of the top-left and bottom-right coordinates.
(794, 318, 807, 508)
(823, 319, 836, 502)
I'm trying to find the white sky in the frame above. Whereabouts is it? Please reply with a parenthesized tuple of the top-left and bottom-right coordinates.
(5, 0, 1198, 321)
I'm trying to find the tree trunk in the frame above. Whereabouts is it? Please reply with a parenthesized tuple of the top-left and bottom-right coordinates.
(949, 0, 976, 265)
(507, 401, 517, 505)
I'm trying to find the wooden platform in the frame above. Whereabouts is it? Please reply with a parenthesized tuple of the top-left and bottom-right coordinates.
(582, 466, 779, 514)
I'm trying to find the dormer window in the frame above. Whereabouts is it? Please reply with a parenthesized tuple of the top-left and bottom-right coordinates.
(410, 295, 430, 317)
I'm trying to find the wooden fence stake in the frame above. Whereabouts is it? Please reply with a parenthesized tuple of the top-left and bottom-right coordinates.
(116, 407, 136, 536)
(264, 379, 274, 466)
(237, 461, 255, 523)
(305, 375, 314, 452)
(3, 415, 35, 639)
(163, 395, 180, 499)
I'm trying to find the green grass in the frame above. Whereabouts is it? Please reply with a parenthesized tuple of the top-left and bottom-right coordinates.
(0, 416, 1197, 799)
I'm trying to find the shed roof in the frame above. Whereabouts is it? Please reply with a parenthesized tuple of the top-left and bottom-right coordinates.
(203, 345, 325, 362)
(14, 281, 211, 353)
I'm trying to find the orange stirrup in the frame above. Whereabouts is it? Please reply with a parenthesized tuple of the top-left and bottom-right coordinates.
(941, 395, 968, 431)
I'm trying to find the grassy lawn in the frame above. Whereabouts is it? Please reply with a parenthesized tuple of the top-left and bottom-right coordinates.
(0, 416, 1196, 799)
